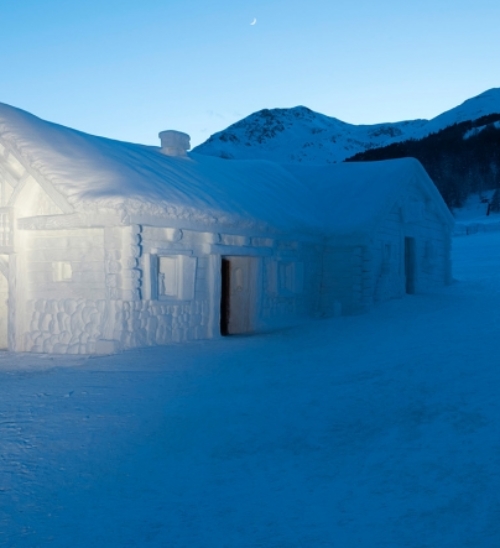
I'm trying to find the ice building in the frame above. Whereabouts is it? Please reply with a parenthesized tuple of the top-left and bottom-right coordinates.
(0, 103, 454, 354)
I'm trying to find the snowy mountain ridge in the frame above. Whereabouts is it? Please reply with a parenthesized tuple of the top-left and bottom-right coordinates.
(194, 88, 500, 164)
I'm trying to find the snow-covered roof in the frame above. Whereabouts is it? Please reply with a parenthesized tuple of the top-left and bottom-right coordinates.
(284, 159, 455, 238)
(0, 103, 316, 233)
(0, 102, 453, 238)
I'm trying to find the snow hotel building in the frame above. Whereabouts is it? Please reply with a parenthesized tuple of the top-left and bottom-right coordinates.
(0, 103, 454, 354)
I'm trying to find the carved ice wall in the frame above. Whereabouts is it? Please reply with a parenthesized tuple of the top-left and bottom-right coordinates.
(25, 298, 105, 354)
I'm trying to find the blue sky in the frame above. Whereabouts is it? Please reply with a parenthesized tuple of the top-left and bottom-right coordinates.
(2, 0, 500, 146)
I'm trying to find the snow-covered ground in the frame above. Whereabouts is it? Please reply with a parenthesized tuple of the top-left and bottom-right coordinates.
(2, 230, 500, 547)
(453, 191, 500, 236)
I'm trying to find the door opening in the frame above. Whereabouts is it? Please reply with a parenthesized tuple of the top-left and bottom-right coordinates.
(404, 237, 416, 294)
(220, 258, 231, 336)
(220, 256, 257, 335)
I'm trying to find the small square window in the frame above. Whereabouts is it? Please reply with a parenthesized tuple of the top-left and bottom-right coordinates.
(52, 261, 72, 282)
(150, 254, 197, 301)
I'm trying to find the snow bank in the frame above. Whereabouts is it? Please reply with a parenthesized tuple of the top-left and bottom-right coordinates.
(453, 190, 500, 236)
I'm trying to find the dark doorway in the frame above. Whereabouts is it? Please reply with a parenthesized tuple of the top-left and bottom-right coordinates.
(404, 237, 416, 294)
(220, 258, 231, 335)
(220, 256, 257, 335)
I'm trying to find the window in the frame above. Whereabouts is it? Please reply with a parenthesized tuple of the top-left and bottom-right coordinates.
(52, 261, 72, 282)
(150, 254, 197, 300)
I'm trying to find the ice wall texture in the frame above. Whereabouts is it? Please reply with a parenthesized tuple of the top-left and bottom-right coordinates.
(20, 223, 322, 354)
(25, 298, 211, 354)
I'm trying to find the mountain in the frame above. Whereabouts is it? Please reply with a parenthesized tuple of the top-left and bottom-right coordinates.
(193, 89, 500, 208)
(194, 89, 500, 165)
(194, 106, 426, 164)
(193, 106, 427, 164)
(194, 88, 500, 164)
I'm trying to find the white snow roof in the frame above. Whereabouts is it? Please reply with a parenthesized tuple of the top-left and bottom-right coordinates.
(283, 159, 455, 238)
(0, 103, 314, 233)
(0, 102, 453, 238)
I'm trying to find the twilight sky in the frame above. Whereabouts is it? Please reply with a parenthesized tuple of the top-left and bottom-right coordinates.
(2, 0, 499, 147)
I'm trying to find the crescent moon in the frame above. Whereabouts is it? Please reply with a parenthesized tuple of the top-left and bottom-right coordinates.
(250, 18, 257, 25)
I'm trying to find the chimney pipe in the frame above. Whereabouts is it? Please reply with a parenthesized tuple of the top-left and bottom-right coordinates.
(158, 130, 191, 157)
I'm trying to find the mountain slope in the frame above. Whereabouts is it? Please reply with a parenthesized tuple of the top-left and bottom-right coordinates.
(193, 88, 500, 165)
(408, 88, 500, 139)
(193, 106, 426, 164)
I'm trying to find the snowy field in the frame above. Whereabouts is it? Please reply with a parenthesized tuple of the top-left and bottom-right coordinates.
(2, 231, 500, 547)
